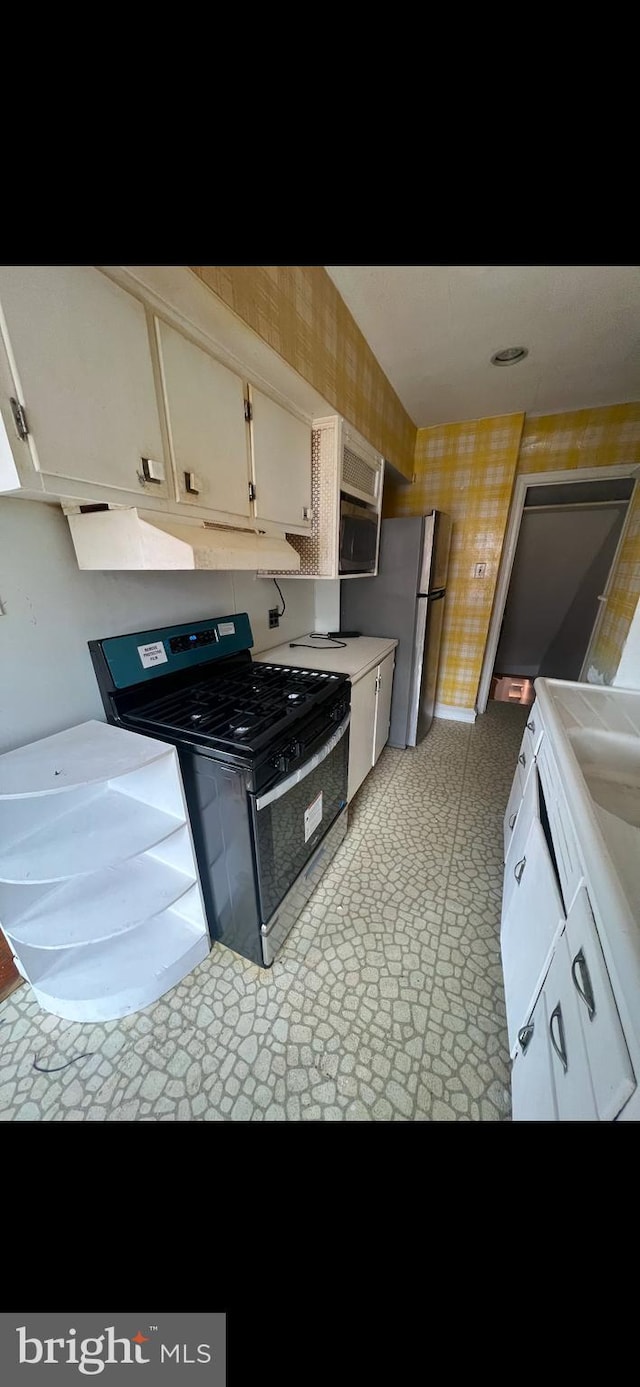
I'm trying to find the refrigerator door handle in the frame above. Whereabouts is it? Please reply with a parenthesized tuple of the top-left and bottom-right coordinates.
(418, 588, 446, 601)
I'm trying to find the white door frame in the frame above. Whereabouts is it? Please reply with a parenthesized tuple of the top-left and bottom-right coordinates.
(476, 464, 640, 715)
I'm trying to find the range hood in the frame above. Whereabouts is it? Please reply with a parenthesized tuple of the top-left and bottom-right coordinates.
(66, 508, 301, 572)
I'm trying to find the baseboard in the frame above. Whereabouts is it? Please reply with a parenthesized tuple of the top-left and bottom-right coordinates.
(434, 703, 477, 724)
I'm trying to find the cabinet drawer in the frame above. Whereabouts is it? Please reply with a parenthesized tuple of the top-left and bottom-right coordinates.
(503, 770, 523, 860)
(514, 724, 535, 797)
(512, 987, 558, 1121)
(523, 703, 543, 761)
(564, 884, 636, 1120)
(542, 931, 598, 1120)
(536, 738, 582, 911)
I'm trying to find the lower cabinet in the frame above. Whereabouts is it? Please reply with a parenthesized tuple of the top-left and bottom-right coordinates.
(503, 700, 637, 1121)
(513, 932, 597, 1121)
(501, 815, 564, 1054)
(347, 651, 395, 802)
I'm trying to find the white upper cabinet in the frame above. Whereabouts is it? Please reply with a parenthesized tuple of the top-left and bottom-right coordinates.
(249, 385, 312, 528)
(0, 266, 315, 552)
(155, 319, 252, 519)
(0, 265, 168, 501)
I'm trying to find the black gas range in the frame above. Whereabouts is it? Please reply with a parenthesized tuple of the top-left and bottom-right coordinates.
(89, 613, 350, 966)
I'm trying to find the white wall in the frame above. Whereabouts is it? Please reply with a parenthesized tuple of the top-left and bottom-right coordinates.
(0, 498, 316, 754)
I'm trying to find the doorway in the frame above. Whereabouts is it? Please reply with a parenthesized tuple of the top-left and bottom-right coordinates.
(477, 467, 638, 714)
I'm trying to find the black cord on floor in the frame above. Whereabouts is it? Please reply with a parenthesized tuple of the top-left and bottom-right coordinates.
(273, 578, 286, 617)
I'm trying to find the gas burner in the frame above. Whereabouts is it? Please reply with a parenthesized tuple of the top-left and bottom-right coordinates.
(228, 712, 261, 737)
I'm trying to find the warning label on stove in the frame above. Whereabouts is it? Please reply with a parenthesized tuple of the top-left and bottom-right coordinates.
(304, 791, 323, 842)
(138, 640, 168, 669)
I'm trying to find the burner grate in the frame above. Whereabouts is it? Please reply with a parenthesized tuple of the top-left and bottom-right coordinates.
(126, 661, 341, 752)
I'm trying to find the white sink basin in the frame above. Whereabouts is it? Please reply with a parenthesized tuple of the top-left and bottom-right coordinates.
(567, 728, 640, 829)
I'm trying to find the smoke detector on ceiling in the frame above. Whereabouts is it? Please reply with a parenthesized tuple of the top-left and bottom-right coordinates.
(490, 346, 529, 366)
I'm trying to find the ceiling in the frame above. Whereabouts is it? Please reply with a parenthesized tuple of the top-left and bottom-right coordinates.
(324, 266, 640, 428)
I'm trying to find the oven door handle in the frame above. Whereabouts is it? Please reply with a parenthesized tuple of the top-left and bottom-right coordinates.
(255, 713, 350, 811)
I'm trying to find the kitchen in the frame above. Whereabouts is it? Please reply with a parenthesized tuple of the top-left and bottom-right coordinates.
(0, 265, 639, 1120)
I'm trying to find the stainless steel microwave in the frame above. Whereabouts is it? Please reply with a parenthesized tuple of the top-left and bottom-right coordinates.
(339, 495, 379, 575)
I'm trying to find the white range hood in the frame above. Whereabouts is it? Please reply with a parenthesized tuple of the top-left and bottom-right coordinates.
(66, 508, 301, 572)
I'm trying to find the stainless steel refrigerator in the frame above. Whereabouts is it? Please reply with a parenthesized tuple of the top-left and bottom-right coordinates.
(340, 511, 452, 747)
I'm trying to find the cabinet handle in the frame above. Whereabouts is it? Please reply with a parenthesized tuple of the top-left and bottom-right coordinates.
(509, 811, 518, 830)
(514, 856, 526, 885)
(526, 719, 536, 734)
(518, 1022, 534, 1053)
(141, 457, 164, 484)
(571, 947, 596, 1021)
(518, 752, 526, 767)
(549, 1003, 568, 1073)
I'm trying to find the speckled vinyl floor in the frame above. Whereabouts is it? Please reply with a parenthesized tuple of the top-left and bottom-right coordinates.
(0, 703, 527, 1121)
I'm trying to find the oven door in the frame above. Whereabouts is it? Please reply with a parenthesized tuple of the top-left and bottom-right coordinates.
(250, 714, 349, 928)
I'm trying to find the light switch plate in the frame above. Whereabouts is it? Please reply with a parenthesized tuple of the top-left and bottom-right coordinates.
(474, 563, 487, 578)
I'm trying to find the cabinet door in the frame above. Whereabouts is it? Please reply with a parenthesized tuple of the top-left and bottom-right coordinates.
(249, 386, 312, 528)
(0, 266, 168, 499)
(511, 988, 558, 1121)
(373, 653, 395, 764)
(564, 884, 635, 1120)
(503, 769, 523, 860)
(501, 817, 564, 1053)
(502, 763, 539, 921)
(347, 668, 378, 802)
(155, 319, 252, 518)
(542, 931, 598, 1120)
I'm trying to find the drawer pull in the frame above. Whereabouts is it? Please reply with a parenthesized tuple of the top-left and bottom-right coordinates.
(518, 1022, 534, 1053)
(514, 856, 526, 885)
(549, 1003, 568, 1073)
(509, 811, 518, 830)
(571, 947, 596, 1021)
(526, 719, 536, 734)
(518, 752, 526, 767)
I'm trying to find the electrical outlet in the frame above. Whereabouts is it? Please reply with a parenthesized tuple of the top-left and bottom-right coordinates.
(268, 607, 280, 629)
(474, 563, 487, 579)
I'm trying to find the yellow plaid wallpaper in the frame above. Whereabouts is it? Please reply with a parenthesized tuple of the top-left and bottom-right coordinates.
(386, 414, 525, 708)
(190, 266, 417, 479)
(519, 405, 640, 683)
(386, 402, 640, 709)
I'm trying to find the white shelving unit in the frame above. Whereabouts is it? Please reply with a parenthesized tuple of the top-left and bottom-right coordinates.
(0, 720, 210, 1021)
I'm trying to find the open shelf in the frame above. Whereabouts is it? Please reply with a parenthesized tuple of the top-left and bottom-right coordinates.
(0, 720, 210, 1020)
(3, 847, 197, 950)
(0, 786, 183, 883)
(30, 913, 210, 1022)
(0, 719, 170, 798)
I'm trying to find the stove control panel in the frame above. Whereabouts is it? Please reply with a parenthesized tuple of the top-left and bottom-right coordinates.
(92, 612, 254, 690)
(170, 628, 219, 654)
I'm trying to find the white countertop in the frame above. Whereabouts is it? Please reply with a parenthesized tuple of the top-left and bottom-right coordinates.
(254, 634, 398, 683)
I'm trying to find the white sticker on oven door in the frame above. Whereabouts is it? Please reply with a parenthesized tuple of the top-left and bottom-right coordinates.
(137, 640, 168, 669)
(304, 791, 323, 842)
(218, 621, 235, 637)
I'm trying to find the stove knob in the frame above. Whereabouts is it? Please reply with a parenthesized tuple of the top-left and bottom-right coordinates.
(276, 754, 289, 773)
